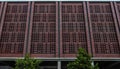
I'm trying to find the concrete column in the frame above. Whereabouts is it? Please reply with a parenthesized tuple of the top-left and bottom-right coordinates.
(91, 61, 94, 67)
(58, 61, 61, 69)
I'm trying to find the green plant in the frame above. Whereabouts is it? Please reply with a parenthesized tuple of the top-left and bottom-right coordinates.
(67, 48, 99, 69)
(14, 54, 42, 69)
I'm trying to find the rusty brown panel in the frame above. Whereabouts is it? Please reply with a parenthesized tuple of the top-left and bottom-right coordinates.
(28, 2, 58, 57)
(60, 2, 89, 57)
(87, 2, 120, 57)
(0, 2, 30, 57)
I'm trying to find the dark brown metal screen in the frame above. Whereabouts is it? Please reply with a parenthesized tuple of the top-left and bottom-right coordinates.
(29, 2, 57, 57)
(0, 2, 119, 57)
(88, 2, 120, 57)
(0, 2, 29, 57)
(60, 2, 88, 57)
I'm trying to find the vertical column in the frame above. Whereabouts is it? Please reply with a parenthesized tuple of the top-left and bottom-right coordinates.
(56, 1, 59, 57)
(27, 2, 34, 54)
(83, 2, 92, 55)
(0, 2, 5, 54)
(0, 2, 4, 27)
(113, 2, 120, 47)
(59, 2, 62, 57)
(58, 61, 61, 69)
(0, 2, 8, 55)
(23, 2, 31, 56)
(91, 61, 94, 67)
(110, 2, 120, 48)
(86, 2, 95, 57)
(0, 2, 7, 38)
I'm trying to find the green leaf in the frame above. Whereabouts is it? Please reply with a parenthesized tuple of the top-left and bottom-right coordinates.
(67, 48, 99, 69)
(14, 53, 42, 69)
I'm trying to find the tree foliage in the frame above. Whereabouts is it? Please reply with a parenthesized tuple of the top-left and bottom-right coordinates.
(14, 54, 42, 69)
(67, 48, 99, 69)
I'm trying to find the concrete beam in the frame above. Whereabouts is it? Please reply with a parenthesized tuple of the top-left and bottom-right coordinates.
(1, 57, 120, 61)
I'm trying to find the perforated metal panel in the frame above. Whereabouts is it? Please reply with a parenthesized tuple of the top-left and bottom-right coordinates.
(28, 2, 58, 57)
(60, 2, 89, 57)
(0, 2, 30, 57)
(87, 2, 120, 57)
(0, 2, 120, 58)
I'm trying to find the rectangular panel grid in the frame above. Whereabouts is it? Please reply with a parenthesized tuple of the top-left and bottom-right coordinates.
(88, 2, 120, 57)
(29, 2, 57, 57)
(0, 2, 29, 57)
(60, 2, 88, 57)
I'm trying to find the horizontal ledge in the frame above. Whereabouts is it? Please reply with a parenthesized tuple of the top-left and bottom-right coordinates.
(0, 57, 120, 61)
(92, 57, 120, 61)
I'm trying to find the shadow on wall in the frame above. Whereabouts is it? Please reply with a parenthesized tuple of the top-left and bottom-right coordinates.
(0, 66, 12, 69)
(95, 61, 120, 69)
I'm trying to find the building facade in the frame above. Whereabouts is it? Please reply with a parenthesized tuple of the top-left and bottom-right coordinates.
(0, 1, 120, 69)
